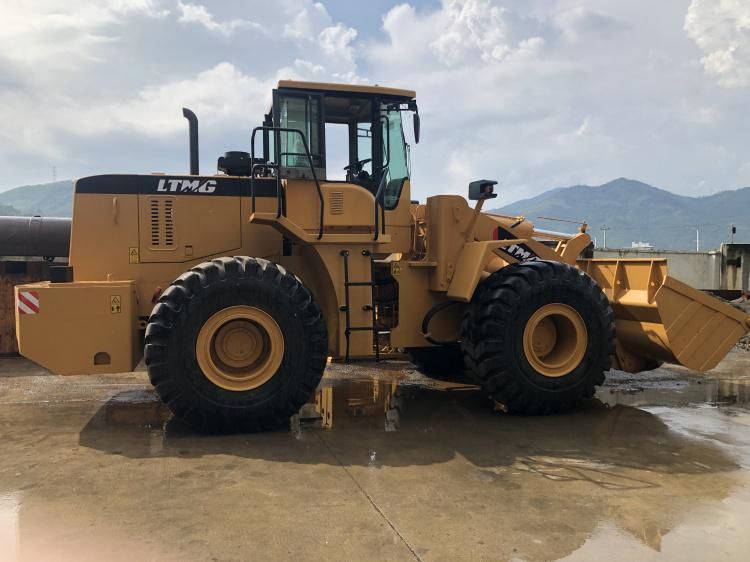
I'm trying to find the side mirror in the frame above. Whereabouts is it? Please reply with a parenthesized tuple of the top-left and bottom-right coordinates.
(413, 112, 420, 144)
(468, 179, 498, 201)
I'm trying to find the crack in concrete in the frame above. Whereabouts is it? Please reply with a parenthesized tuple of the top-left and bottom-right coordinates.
(316, 433, 423, 561)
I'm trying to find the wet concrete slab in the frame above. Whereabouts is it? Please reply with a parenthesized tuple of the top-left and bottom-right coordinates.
(1, 353, 750, 561)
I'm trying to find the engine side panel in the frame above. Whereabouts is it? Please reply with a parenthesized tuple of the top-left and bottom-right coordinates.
(69, 174, 283, 318)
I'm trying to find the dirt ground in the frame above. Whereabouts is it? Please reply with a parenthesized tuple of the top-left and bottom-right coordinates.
(1, 351, 750, 562)
(736, 333, 750, 352)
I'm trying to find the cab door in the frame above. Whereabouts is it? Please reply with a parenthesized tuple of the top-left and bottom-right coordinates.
(272, 89, 326, 181)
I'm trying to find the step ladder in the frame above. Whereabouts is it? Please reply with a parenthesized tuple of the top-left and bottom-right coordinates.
(340, 249, 381, 362)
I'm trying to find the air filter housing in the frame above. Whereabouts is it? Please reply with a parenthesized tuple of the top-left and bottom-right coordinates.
(217, 151, 253, 176)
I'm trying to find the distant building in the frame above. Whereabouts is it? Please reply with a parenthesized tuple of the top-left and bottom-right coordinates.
(631, 241, 654, 250)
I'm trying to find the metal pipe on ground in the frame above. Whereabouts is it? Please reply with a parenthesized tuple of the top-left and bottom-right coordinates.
(0, 216, 71, 258)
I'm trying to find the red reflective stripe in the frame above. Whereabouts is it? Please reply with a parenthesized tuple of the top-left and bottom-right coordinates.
(18, 292, 40, 313)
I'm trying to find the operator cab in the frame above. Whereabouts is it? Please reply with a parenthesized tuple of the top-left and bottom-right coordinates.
(252, 81, 419, 211)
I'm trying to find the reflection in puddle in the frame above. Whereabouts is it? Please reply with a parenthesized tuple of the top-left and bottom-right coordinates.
(79, 365, 750, 437)
(73, 368, 750, 559)
(2, 357, 738, 561)
(599, 373, 750, 410)
(309, 379, 469, 432)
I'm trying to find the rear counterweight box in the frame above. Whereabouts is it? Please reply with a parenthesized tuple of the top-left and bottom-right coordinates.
(15, 281, 139, 375)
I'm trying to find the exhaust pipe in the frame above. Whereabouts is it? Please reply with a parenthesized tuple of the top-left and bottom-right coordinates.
(182, 107, 199, 175)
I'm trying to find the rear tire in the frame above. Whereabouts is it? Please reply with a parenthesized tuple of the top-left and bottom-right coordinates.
(461, 261, 614, 414)
(145, 257, 328, 433)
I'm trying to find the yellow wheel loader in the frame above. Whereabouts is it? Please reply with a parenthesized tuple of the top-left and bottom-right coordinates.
(14, 81, 750, 432)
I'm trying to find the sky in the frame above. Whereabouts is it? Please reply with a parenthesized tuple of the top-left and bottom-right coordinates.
(1, 0, 749, 204)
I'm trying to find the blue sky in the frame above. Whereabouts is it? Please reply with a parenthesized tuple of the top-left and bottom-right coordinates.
(1, 0, 749, 204)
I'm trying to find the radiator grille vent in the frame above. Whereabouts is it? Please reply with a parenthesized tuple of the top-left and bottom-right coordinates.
(149, 197, 176, 249)
(330, 191, 344, 215)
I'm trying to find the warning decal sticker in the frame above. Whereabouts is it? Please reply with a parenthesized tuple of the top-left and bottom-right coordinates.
(17, 291, 40, 315)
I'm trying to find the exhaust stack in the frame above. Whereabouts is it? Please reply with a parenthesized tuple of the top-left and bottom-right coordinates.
(182, 107, 199, 175)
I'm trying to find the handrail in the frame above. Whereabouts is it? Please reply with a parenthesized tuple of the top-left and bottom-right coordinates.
(250, 126, 325, 240)
(373, 169, 388, 242)
(379, 114, 391, 170)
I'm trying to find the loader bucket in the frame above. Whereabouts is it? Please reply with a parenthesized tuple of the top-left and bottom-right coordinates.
(578, 259, 750, 373)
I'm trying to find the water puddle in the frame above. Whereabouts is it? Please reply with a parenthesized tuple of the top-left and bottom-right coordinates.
(7, 359, 750, 561)
(78, 361, 750, 439)
(599, 369, 750, 410)
(76, 362, 750, 476)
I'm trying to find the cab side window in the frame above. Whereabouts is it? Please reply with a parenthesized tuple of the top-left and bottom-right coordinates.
(276, 94, 325, 178)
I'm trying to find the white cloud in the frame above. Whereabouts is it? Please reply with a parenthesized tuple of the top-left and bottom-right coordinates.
(81, 62, 273, 136)
(555, 6, 629, 43)
(576, 117, 590, 137)
(176, 1, 262, 36)
(319, 24, 357, 57)
(283, 2, 330, 40)
(277, 1, 359, 80)
(1, 0, 750, 200)
(685, 0, 750, 87)
(365, 0, 750, 201)
(430, 0, 511, 64)
(0, 0, 168, 65)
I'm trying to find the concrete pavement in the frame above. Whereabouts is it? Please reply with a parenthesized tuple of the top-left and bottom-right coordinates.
(1, 353, 750, 561)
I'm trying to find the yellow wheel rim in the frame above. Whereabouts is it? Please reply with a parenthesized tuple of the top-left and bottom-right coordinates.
(522, 303, 587, 378)
(196, 305, 284, 391)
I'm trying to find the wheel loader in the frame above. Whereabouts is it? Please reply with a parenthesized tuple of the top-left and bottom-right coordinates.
(14, 81, 750, 432)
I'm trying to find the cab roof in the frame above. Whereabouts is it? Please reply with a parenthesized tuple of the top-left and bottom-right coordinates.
(277, 80, 416, 100)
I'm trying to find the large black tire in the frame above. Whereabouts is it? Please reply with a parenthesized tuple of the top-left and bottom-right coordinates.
(461, 261, 614, 414)
(407, 344, 467, 381)
(145, 257, 328, 433)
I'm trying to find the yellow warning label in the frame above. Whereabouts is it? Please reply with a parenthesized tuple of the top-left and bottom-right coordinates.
(110, 295, 122, 314)
(128, 247, 139, 264)
(391, 262, 401, 277)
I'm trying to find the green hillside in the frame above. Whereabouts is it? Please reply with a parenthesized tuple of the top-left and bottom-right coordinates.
(0, 204, 22, 216)
(0, 177, 747, 250)
(494, 178, 749, 250)
(0, 180, 74, 217)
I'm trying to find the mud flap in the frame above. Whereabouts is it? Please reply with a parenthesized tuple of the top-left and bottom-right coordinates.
(578, 259, 750, 373)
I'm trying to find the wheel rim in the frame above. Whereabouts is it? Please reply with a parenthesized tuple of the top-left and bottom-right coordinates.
(196, 306, 284, 391)
(522, 303, 587, 378)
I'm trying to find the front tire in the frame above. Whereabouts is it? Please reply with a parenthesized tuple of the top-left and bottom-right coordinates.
(145, 257, 328, 433)
(461, 261, 614, 414)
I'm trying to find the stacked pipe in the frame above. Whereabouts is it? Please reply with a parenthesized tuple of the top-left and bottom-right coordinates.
(0, 216, 71, 258)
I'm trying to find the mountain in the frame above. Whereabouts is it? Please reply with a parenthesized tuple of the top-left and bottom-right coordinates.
(494, 178, 750, 250)
(0, 177, 747, 250)
(0, 204, 22, 216)
(0, 180, 74, 217)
